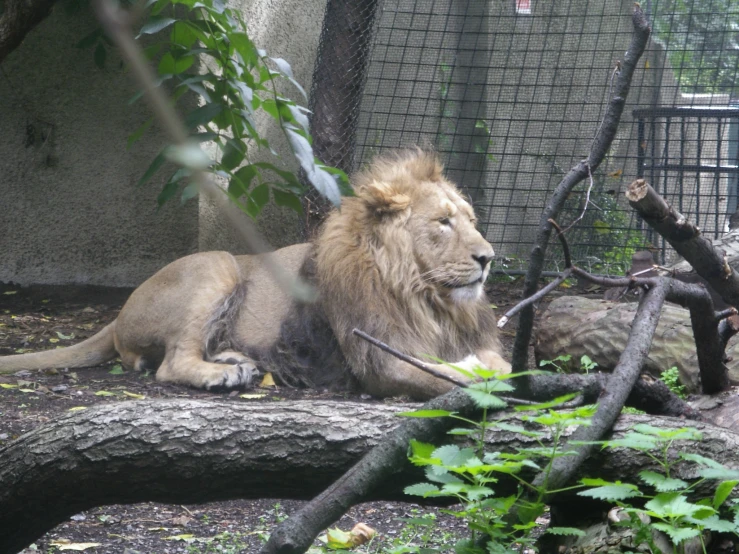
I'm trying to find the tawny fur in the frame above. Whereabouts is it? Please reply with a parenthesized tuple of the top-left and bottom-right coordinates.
(0, 149, 510, 399)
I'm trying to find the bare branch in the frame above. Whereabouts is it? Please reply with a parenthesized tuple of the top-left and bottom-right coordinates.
(512, 5, 651, 371)
(352, 328, 467, 388)
(627, 179, 739, 308)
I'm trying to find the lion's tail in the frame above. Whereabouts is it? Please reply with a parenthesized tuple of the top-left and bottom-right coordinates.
(0, 322, 118, 374)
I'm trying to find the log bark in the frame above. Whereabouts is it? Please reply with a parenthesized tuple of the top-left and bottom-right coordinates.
(535, 295, 739, 392)
(0, 0, 59, 64)
(627, 179, 739, 308)
(1, 398, 736, 554)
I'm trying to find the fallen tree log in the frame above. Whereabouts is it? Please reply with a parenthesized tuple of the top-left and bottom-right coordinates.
(535, 295, 739, 391)
(1, 398, 737, 554)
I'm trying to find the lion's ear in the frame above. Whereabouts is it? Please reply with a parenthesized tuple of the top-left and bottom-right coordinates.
(359, 180, 411, 215)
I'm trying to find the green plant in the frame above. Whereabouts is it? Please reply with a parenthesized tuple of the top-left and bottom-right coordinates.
(126, 0, 350, 216)
(401, 366, 595, 554)
(580, 424, 739, 553)
(539, 354, 597, 374)
(660, 366, 687, 399)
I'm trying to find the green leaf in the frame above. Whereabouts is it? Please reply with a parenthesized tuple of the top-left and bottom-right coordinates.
(693, 514, 738, 533)
(645, 493, 703, 518)
(513, 393, 579, 411)
(180, 182, 199, 204)
(404, 483, 441, 497)
(138, 17, 176, 37)
(699, 467, 739, 481)
(246, 183, 270, 217)
(170, 20, 198, 48)
(138, 152, 167, 186)
(285, 128, 341, 205)
(76, 29, 101, 49)
(94, 43, 106, 69)
(713, 480, 739, 509)
(546, 527, 586, 537)
(650, 523, 699, 544)
(605, 432, 659, 451)
(409, 440, 436, 459)
(433, 445, 476, 468)
(229, 165, 259, 197)
(230, 32, 258, 66)
(680, 452, 728, 469)
(221, 138, 245, 171)
(184, 103, 224, 129)
(158, 52, 194, 75)
(402, 410, 454, 417)
(108, 365, 125, 375)
(164, 142, 211, 170)
(157, 180, 180, 206)
(158, 52, 177, 74)
(578, 483, 641, 501)
(270, 56, 307, 100)
(127, 118, 154, 149)
(638, 471, 688, 492)
(273, 189, 303, 214)
(424, 466, 461, 484)
(464, 388, 507, 409)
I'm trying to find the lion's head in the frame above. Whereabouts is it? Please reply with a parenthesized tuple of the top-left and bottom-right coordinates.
(314, 149, 501, 384)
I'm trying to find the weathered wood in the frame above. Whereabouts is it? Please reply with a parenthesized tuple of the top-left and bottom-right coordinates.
(1, 398, 736, 554)
(627, 179, 739, 308)
(513, 4, 652, 371)
(535, 295, 739, 391)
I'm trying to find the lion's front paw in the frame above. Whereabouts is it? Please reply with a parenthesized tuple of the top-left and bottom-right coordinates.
(205, 361, 259, 390)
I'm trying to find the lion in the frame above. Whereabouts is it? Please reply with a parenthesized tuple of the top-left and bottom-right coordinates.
(0, 149, 510, 399)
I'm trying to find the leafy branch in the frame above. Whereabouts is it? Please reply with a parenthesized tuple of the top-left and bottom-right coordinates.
(129, 0, 350, 217)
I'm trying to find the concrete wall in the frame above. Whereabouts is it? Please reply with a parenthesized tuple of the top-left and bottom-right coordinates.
(0, 10, 199, 287)
(0, 0, 325, 286)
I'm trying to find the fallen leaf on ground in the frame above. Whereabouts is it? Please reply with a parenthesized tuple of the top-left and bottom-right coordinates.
(49, 540, 102, 551)
(123, 391, 145, 399)
(240, 393, 266, 399)
(320, 523, 377, 549)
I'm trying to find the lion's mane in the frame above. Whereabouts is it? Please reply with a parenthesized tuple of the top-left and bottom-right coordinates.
(259, 149, 501, 390)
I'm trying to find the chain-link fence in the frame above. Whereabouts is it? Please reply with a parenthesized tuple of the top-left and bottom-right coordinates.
(309, 0, 739, 274)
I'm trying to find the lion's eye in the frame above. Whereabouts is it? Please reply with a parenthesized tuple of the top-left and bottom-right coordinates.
(439, 217, 452, 226)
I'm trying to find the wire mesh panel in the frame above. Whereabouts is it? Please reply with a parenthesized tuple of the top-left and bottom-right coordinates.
(339, 0, 739, 273)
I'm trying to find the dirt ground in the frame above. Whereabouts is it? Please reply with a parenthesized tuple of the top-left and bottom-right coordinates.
(0, 278, 544, 554)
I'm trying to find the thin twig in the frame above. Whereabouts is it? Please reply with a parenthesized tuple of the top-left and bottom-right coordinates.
(352, 329, 537, 406)
(548, 219, 571, 267)
(560, 163, 594, 235)
(352, 329, 467, 388)
(497, 268, 572, 328)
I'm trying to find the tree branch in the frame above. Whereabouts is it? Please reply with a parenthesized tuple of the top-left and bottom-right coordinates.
(0, 0, 59, 64)
(532, 279, 669, 494)
(627, 179, 739, 307)
(512, 5, 651, 371)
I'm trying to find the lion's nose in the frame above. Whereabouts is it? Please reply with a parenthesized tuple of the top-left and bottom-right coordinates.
(472, 251, 494, 270)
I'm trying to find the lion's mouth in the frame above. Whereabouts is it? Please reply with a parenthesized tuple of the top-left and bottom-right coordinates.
(442, 276, 484, 289)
